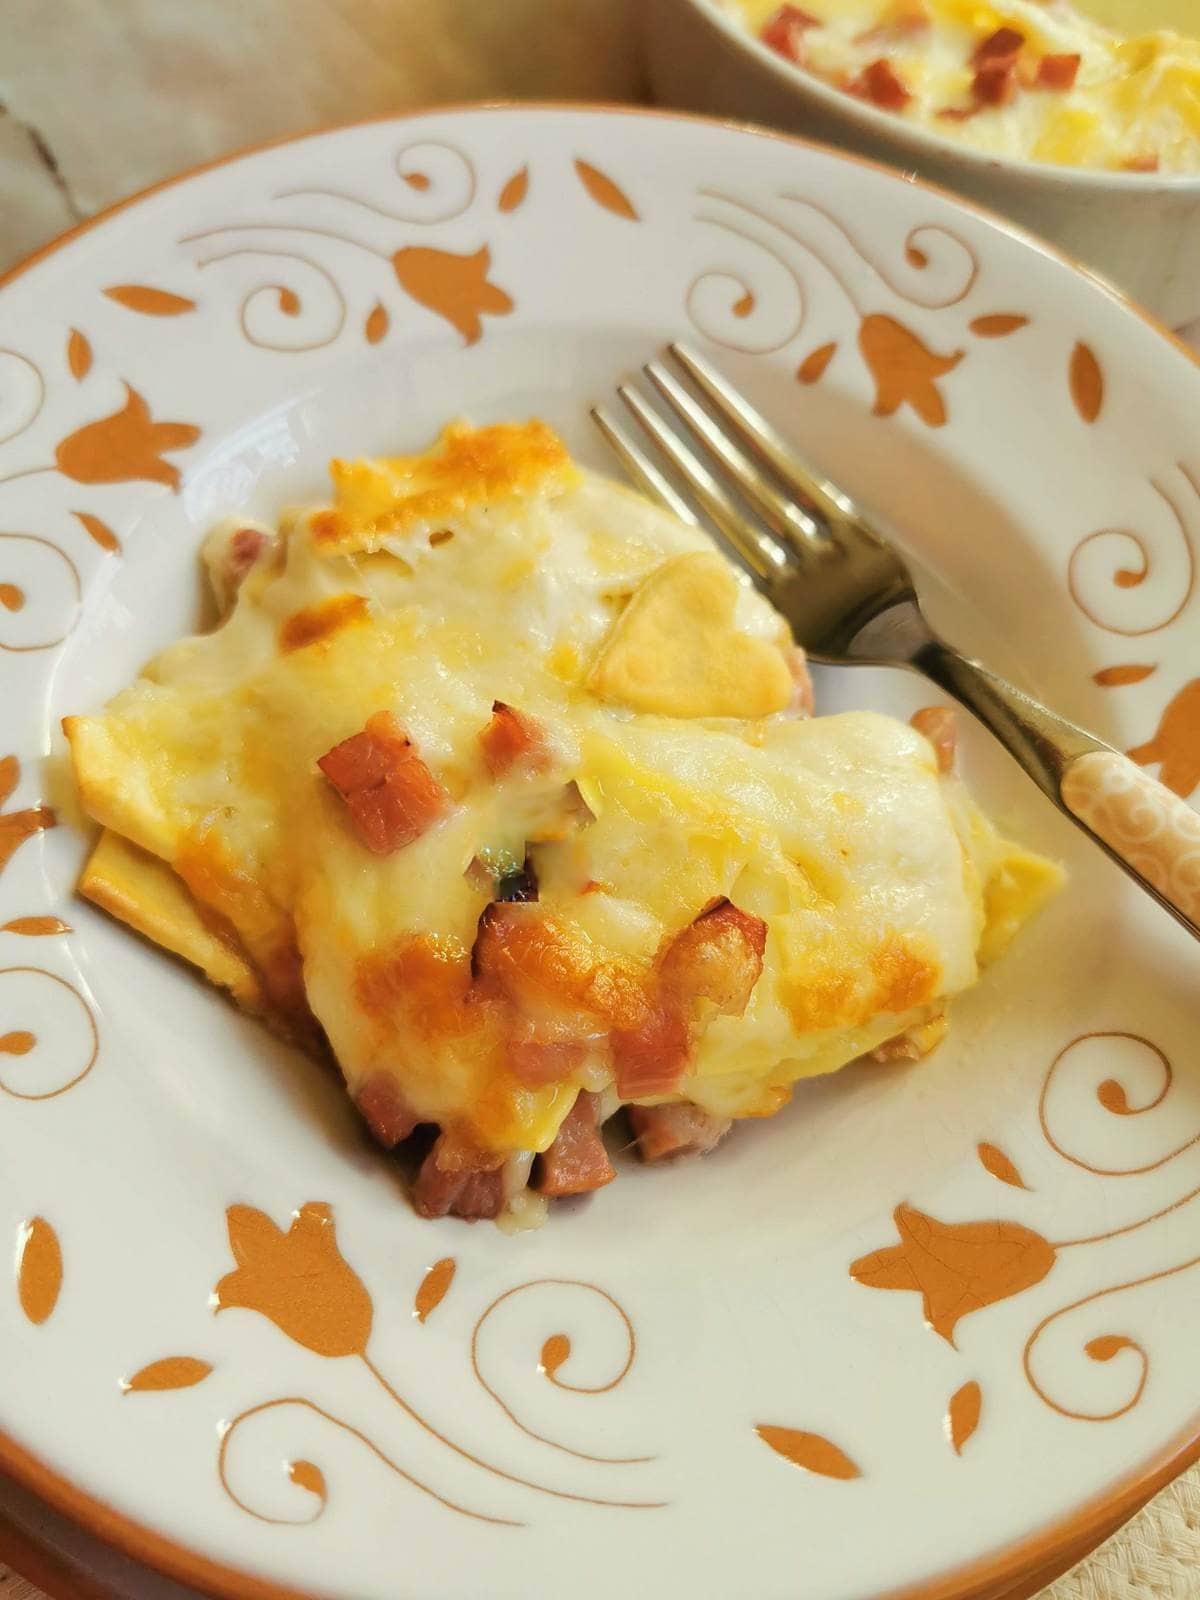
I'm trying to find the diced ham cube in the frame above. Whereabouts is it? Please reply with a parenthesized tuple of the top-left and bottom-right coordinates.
(412, 1135, 505, 1220)
(532, 1092, 615, 1197)
(973, 58, 1018, 105)
(762, 5, 818, 62)
(355, 1073, 419, 1148)
(345, 760, 448, 855)
(611, 1001, 690, 1099)
(629, 1103, 732, 1163)
(479, 701, 546, 777)
(909, 706, 957, 775)
(318, 711, 413, 797)
(851, 58, 912, 111)
(660, 897, 767, 1017)
(204, 523, 276, 616)
(473, 903, 596, 999)
(973, 26, 1024, 66)
(226, 528, 270, 584)
(318, 712, 448, 855)
(508, 1038, 586, 1088)
(1035, 52, 1080, 90)
(473, 903, 644, 1029)
(971, 26, 1024, 106)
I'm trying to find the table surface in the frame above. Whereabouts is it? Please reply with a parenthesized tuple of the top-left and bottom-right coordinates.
(1, 3, 1198, 1596)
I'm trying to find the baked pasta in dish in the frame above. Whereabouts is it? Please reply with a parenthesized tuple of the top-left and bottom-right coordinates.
(735, 1, 1200, 173)
(65, 420, 1061, 1226)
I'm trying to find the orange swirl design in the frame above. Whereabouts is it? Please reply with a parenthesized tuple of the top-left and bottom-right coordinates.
(210, 1204, 665, 1523)
(0, 967, 98, 1101)
(276, 140, 478, 227)
(687, 216, 807, 355)
(471, 1279, 653, 1466)
(1021, 1029, 1200, 1422)
(218, 1396, 521, 1528)
(0, 535, 81, 652)
(1067, 470, 1197, 637)
(1020, 1261, 1200, 1422)
(0, 351, 45, 450)
(1039, 1031, 1199, 1177)
(698, 188, 978, 315)
(192, 248, 348, 354)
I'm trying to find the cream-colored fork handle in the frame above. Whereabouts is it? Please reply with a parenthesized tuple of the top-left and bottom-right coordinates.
(915, 639, 1200, 942)
(1060, 751, 1200, 930)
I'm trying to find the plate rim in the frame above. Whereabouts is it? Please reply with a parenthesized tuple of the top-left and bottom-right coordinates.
(2, 97, 1198, 1600)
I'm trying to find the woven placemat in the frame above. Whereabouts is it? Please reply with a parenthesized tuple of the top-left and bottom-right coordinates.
(2, 4, 1198, 1596)
(1045, 1467, 1200, 1600)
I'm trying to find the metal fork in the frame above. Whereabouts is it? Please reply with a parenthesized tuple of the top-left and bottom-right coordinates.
(593, 342, 1200, 944)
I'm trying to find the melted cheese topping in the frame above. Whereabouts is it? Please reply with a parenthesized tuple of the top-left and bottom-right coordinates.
(65, 421, 1060, 1157)
(733, 0, 1200, 171)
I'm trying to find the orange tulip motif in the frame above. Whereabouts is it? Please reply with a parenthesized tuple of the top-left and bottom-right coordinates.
(849, 1203, 1057, 1345)
(0, 755, 55, 878)
(392, 246, 514, 345)
(214, 1202, 373, 1359)
(1127, 678, 1200, 799)
(55, 384, 200, 491)
(858, 315, 963, 428)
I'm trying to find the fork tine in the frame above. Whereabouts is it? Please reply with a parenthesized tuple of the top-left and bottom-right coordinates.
(668, 341, 854, 525)
(644, 358, 826, 554)
(591, 405, 701, 527)
(616, 384, 787, 582)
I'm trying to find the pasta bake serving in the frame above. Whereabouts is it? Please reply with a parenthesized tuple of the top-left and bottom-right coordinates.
(65, 420, 1061, 1225)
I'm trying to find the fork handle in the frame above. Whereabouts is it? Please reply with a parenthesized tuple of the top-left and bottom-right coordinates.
(1059, 751, 1200, 932)
(916, 639, 1200, 942)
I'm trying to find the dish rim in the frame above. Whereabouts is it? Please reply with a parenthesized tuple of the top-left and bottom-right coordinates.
(0, 97, 1198, 1600)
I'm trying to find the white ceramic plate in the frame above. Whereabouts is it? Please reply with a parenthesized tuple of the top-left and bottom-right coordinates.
(2, 106, 1199, 1600)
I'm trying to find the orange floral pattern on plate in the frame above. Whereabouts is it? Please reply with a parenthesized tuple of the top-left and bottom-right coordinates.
(1127, 679, 1200, 799)
(216, 1203, 373, 1358)
(55, 384, 200, 491)
(859, 315, 963, 428)
(203, 1203, 663, 1525)
(755, 1425, 861, 1480)
(849, 1204, 1057, 1345)
(392, 247, 513, 345)
(17, 1217, 62, 1325)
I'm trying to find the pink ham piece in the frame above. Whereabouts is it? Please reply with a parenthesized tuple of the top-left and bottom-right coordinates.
(355, 1073, 419, 1148)
(507, 1037, 587, 1088)
(1035, 52, 1081, 90)
(761, 5, 819, 62)
(611, 1002, 690, 1099)
(909, 706, 957, 774)
(532, 1091, 615, 1197)
(971, 25, 1024, 106)
(206, 524, 275, 615)
(412, 1135, 505, 1220)
(319, 712, 448, 856)
(660, 897, 768, 1017)
(629, 1103, 732, 1164)
(851, 57, 912, 110)
(479, 701, 546, 777)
